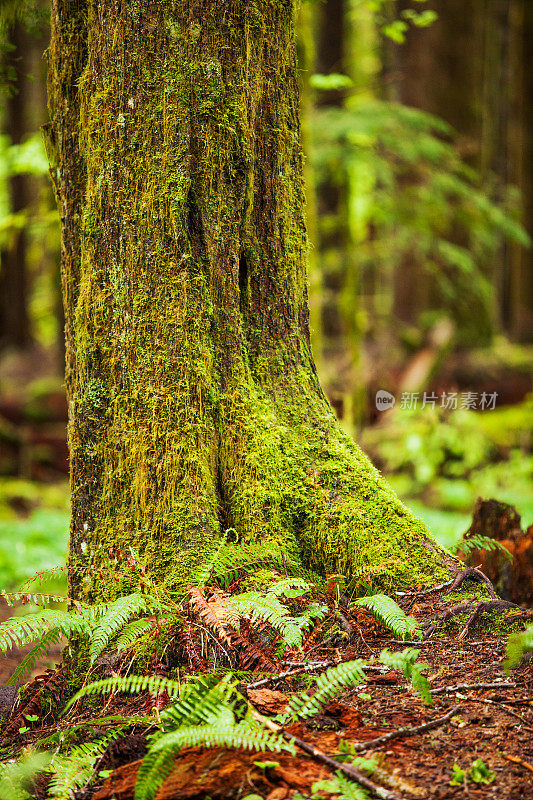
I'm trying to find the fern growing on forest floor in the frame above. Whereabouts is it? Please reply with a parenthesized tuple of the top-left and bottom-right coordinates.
(46, 726, 131, 800)
(62, 645, 433, 800)
(449, 535, 513, 562)
(0, 592, 169, 684)
(379, 647, 432, 705)
(67, 674, 294, 800)
(0, 536, 450, 691)
(0, 557, 423, 684)
(351, 594, 422, 641)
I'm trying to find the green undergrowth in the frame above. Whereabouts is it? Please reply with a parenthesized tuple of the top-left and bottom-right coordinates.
(0, 543, 529, 800)
(362, 399, 533, 550)
(0, 542, 426, 690)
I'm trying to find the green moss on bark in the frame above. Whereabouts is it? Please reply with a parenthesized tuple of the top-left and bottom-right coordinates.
(48, 0, 457, 602)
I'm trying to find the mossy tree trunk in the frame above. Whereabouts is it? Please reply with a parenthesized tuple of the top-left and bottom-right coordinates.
(48, 0, 454, 600)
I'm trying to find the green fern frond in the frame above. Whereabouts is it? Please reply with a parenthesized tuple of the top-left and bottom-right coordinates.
(155, 723, 289, 755)
(65, 673, 184, 712)
(132, 672, 294, 800)
(20, 565, 68, 589)
(191, 541, 316, 588)
(268, 577, 311, 598)
(0, 590, 67, 606)
(282, 660, 367, 721)
(231, 591, 297, 640)
(293, 602, 328, 632)
(334, 772, 371, 800)
(133, 747, 178, 800)
(353, 594, 421, 641)
(7, 626, 65, 685)
(450, 535, 513, 562)
(89, 593, 148, 664)
(379, 648, 432, 705)
(0, 609, 87, 653)
(134, 723, 291, 800)
(230, 591, 325, 649)
(378, 646, 419, 672)
(504, 624, 533, 672)
(47, 727, 128, 800)
(159, 675, 236, 729)
(410, 664, 433, 705)
(188, 538, 228, 587)
(115, 617, 155, 651)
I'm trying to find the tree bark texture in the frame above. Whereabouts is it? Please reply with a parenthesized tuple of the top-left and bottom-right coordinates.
(48, 0, 453, 600)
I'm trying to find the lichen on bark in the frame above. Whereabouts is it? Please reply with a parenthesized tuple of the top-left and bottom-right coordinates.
(48, 0, 457, 602)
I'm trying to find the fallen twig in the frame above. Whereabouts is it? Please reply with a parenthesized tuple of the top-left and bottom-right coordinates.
(248, 660, 389, 689)
(503, 754, 533, 774)
(491, 697, 532, 705)
(247, 661, 332, 689)
(396, 580, 453, 598)
(283, 729, 403, 800)
(253, 710, 403, 800)
(430, 681, 516, 695)
(349, 705, 461, 752)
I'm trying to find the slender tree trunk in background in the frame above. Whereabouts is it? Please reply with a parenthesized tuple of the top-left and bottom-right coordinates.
(395, 0, 533, 343)
(508, 0, 533, 341)
(313, 0, 374, 431)
(0, 23, 32, 351)
(48, 0, 454, 600)
(313, 0, 355, 425)
(296, 2, 321, 376)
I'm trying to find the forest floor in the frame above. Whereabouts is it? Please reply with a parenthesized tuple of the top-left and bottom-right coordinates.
(1, 588, 532, 800)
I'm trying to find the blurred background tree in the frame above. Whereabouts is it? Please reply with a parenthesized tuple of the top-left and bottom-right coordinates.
(0, 0, 531, 588)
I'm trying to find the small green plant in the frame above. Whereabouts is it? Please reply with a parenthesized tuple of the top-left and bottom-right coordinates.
(379, 648, 432, 705)
(0, 750, 50, 800)
(504, 624, 533, 672)
(312, 771, 371, 800)
(46, 726, 132, 800)
(450, 759, 495, 786)
(449, 763, 467, 787)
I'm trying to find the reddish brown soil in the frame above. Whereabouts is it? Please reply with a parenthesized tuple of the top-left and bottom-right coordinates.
(2, 589, 531, 800)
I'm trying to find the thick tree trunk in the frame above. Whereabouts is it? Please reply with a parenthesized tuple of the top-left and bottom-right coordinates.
(48, 0, 454, 600)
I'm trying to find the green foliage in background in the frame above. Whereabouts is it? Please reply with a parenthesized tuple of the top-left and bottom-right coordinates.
(360, 397, 533, 546)
(0, 480, 68, 589)
(0, 750, 50, 800)
(362, 399, 532, 494)
(312, 97, 529, 345)
(0, 130, 60, 347)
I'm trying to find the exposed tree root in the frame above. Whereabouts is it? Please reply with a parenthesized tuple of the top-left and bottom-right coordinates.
(396, 565, 499, 601)
(422, 599, 526, 640)
(442, 566, 498, 599)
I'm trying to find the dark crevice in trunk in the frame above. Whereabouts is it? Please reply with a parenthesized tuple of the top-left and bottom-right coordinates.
(185, 185, 205, 252)
(238, 250, 249, 317)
